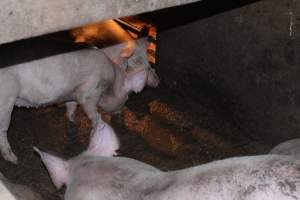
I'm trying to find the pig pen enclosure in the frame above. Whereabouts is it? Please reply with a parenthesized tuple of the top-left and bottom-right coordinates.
(0, 0, 300, 199)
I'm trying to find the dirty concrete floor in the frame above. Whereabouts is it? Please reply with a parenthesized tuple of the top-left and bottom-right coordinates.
(0, 86, 271, 199)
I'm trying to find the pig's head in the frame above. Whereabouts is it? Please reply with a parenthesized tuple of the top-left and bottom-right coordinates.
(117, 38, 160, 88)
(34, 121, 120, 189)
(122, 38, 150, 69)
(98, 65, 149, 113)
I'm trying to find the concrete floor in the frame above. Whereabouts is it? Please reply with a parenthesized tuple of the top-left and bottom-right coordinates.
(0, 86, 271, 199)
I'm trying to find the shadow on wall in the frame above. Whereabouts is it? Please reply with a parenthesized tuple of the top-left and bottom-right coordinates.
(155, 0, 300, 145)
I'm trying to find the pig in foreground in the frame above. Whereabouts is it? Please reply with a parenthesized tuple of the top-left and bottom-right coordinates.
(36, 123, 300, 200)
(0, 49, 150, 163)
(269, 138, 300, 159)
(0, 172, 43, 200)
(70, 19, 160, 88)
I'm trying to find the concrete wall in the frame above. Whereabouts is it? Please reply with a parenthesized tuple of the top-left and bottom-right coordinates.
(156, 0, 300, 145)
(0, 0, 199, 44)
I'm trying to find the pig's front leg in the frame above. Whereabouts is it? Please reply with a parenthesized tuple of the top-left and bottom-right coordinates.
(65, 100, 101, 128)
(80, 98, 101, 129)
(66, 101, 77, 122)
(77, 83, 104, 129)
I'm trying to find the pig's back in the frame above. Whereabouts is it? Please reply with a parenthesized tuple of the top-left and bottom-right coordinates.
(148, 155, 300, 200)
(12, 49, 114, 105)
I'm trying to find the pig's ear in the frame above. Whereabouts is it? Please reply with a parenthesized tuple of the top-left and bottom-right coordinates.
(33, 147, 69, 189)
(87, 122, 120, 157)
(120, 46, 134, 58)
(124, 68, 148, 93)
(146, 68, 160, 88)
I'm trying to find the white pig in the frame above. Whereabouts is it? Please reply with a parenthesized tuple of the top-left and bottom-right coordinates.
(269, 138, 300, 159)
(65, 38, 158, 120)
(70, 20, 160, 88)
(36, 123, 300, 200)
(0, 49, 149, 163)
(0, 172, 43, 200)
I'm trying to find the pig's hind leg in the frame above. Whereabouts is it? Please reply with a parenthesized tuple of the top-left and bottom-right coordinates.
(0, 76, 19, 163)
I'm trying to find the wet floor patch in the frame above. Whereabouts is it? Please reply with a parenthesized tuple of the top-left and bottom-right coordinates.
(0, 87, 270, 199)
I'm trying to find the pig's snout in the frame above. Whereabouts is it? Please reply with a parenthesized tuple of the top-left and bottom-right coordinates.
(147, 68, 160, 88)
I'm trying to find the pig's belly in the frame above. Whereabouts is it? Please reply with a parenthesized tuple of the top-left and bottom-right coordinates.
(16, 83, 76, 108)
(14, 66, 82, 107)
(15, 96, 71, 108)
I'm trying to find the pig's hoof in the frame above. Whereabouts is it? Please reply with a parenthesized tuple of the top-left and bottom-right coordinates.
(3, 152, 18, 164)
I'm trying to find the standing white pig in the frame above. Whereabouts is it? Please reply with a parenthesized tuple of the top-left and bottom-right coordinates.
(269, 138, 300, 159)
(36, 123, 300, 200)
(65, 39, 158, 120)
(70, 19, 160, 88)
(0, 172, 43, 200)
(0, 49, 150, 163)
